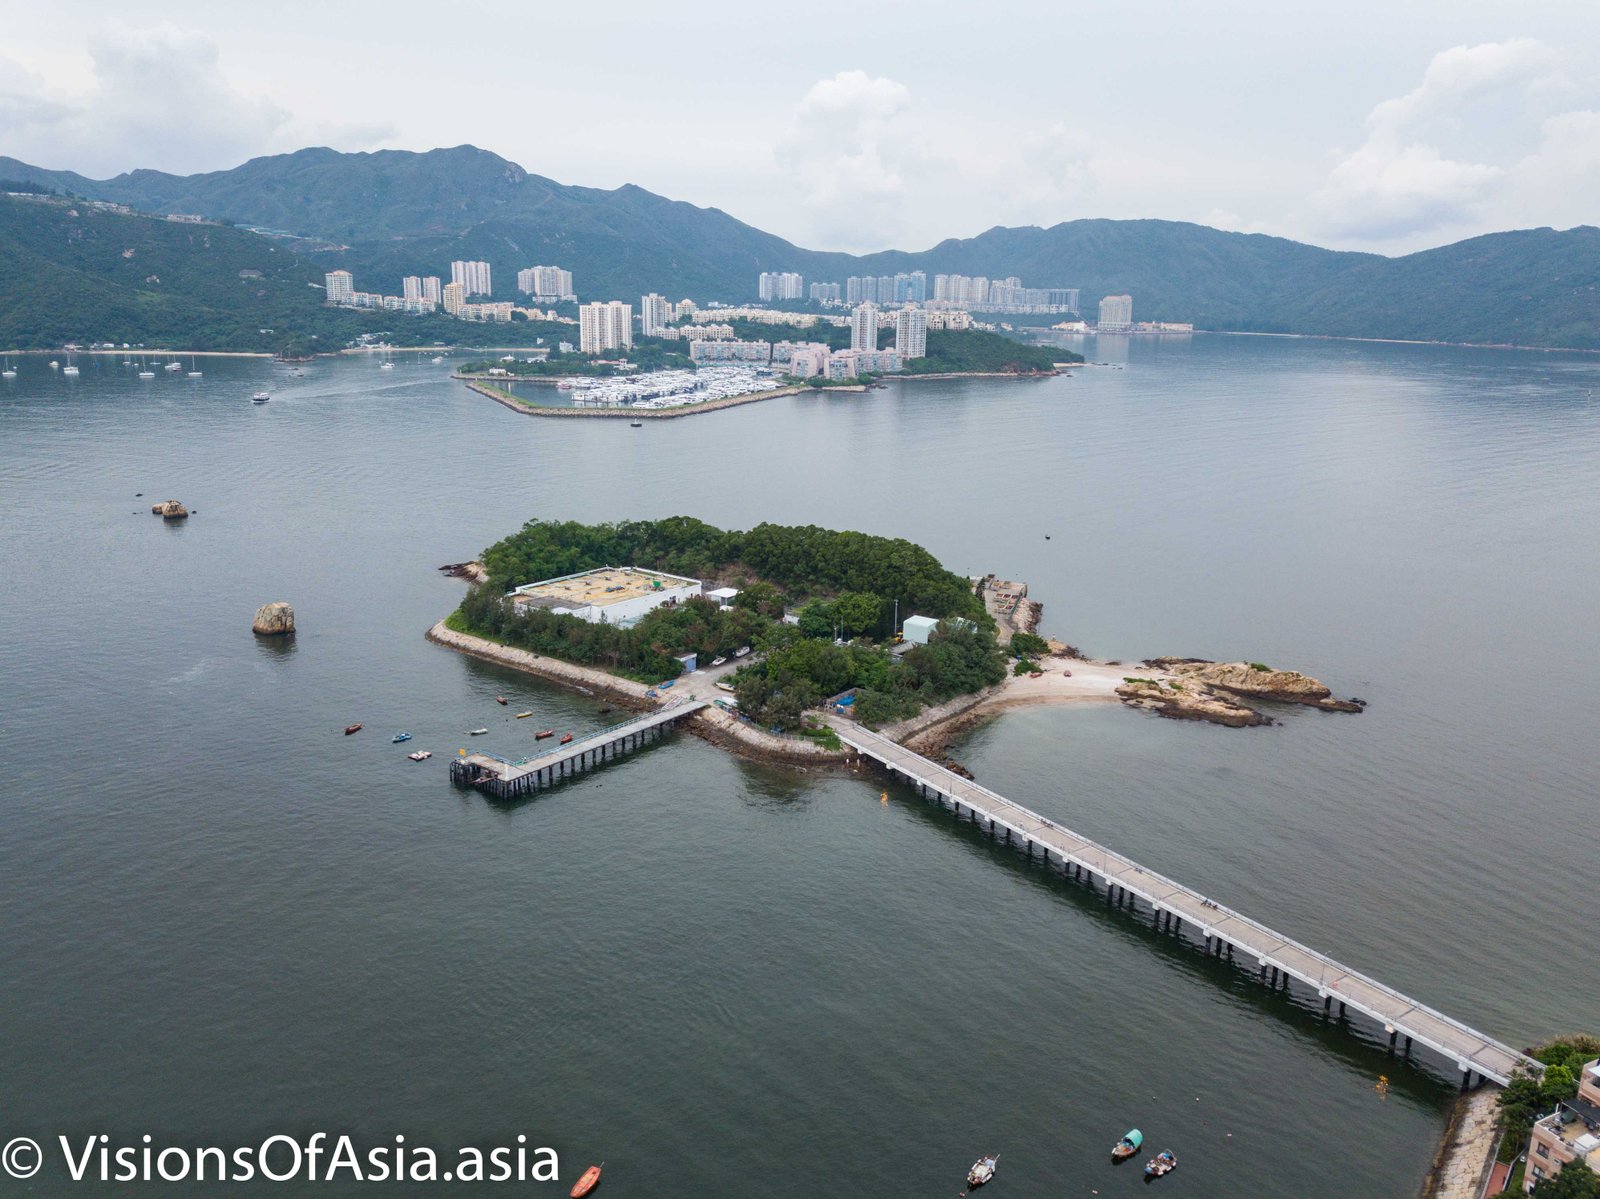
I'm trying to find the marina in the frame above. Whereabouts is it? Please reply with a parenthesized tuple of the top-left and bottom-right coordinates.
(561, 364, 784, 410)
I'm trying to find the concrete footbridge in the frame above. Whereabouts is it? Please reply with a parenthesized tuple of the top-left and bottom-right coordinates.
(837, 723, 1538, 1087)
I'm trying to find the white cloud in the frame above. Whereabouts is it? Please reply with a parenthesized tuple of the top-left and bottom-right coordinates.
(779, 71, 1098, 250)
(1307, 39, 1598, 244)
(0, 22, 391, 177)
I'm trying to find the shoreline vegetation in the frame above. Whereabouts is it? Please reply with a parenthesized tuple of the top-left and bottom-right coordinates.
(434, 517, 1363, 768)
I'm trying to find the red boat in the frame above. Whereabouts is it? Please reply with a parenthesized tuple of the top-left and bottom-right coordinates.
(560, 733, 574, 745)
(535, 729, 555, 740)
(570, 1164, 602, 1198)
(343, 723, 363, 736)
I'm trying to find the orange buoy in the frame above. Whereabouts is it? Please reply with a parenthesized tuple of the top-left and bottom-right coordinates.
(570, 1163, 602, 1197)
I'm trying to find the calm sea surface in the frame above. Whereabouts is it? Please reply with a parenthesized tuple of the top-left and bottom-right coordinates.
(2, 337, 1596, 1196)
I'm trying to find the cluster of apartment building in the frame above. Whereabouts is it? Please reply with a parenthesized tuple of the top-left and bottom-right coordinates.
(933, 274, 1080, 313)
(324, 259, 580, 324)
(762, 269, 1078, 315)
(846, 272, 927, 304)
(757, 272, 804, 301)
(325, 269, 440, 315)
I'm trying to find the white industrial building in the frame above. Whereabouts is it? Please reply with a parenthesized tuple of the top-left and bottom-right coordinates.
(508, 566, 702, 625)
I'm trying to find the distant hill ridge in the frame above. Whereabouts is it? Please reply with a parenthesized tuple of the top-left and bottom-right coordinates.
(2, 145, 1598, 349)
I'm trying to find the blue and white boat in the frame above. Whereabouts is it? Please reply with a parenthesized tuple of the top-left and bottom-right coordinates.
(392, 732, 412, 743)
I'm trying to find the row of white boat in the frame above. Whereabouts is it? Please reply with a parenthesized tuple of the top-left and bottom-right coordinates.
(561, 365, 782, 410)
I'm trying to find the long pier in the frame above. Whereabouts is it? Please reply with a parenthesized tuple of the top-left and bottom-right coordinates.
(837, 723, 1538, 1087)
(450, 700, 707, 799)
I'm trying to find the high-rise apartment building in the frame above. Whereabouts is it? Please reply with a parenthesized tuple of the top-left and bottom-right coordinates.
(517, 265, 574, 301)
(442, 282, 467, 315)
(757, 272, 804, 301)
(324, 270, 354, 304)
(850, 302, 879, 352)
(579, 301, 633, 354)
(895, 306, 927, 360)
(1098, 294, 1134, 332)
(450, 260, 492, 296)
(640, 293, 670, 336)
(422, 276, 442, 304)
(402, 276, 422, 303)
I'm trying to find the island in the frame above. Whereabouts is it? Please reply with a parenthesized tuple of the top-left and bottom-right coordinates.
(431, 516, 1360, 773)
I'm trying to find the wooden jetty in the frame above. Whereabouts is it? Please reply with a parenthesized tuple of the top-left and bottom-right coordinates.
(450, 700, 708, 799)
(837, 723, 1538, 1088)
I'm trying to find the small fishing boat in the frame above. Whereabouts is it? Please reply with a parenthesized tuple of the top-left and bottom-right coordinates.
(496, 696, 508, 705)
(711, 656, 727, 667)
(407, 750, 432, 761)
(380, 361, 394, 370)
(515, 711, 534, 719)
(1144, 1150, 1177, 1178)
(559, 733, 574, 744)
(252, 391, 270, 402)
(344, 723, 363, 736)
(629, 421, 643, 428)
(535, 729, 555, 740)
(1112, 1128, 1143, 1161)
(569, 1163, 602, 1198)
(392, 732, 412, 743)
(965, 1153, 998, 1189)
(469, 727, 489, 736)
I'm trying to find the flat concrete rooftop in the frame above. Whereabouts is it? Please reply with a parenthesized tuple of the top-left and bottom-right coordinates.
(510, 566, 698, 609)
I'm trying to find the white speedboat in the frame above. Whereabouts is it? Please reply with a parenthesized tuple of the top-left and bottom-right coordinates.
(252, 391, 270, 403)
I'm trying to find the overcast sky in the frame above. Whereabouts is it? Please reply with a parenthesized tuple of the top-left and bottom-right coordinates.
(2, 0, 1597, 256)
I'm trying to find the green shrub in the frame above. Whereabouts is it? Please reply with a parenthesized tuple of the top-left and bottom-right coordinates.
(1009, 631, 1049, 657)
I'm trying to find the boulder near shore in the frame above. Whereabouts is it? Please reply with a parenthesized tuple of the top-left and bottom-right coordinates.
(150, 500, 188, 520)
(252, 602, 296, 636)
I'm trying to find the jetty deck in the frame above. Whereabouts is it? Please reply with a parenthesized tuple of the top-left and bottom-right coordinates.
(837, 723, 1538, 1087)
(451, 700, 707, 798)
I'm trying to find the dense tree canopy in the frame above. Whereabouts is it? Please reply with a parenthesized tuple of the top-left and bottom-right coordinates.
(461, 516, 1005, 729)
(479, 517, 988, 624)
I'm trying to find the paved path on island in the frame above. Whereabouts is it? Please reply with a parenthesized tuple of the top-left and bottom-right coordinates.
(837, 722, 1538, 1087)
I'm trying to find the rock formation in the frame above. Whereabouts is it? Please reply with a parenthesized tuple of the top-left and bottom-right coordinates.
(252, 602, 296, 636)
(1117, 659, 1364, 727)
(151, 500, 188, 520)
(1116, 677, 1271, 727)
(1146, 659, 1364, 712)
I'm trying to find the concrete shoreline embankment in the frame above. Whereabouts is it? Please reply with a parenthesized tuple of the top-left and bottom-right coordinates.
(426, 621, 845, 768)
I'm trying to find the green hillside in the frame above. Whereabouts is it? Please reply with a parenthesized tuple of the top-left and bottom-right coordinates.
(0, 195, 348, 351)
(3, 146, 1598, 349)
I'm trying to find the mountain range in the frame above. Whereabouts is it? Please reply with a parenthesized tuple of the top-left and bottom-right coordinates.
(3, 144, 1598, 349)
